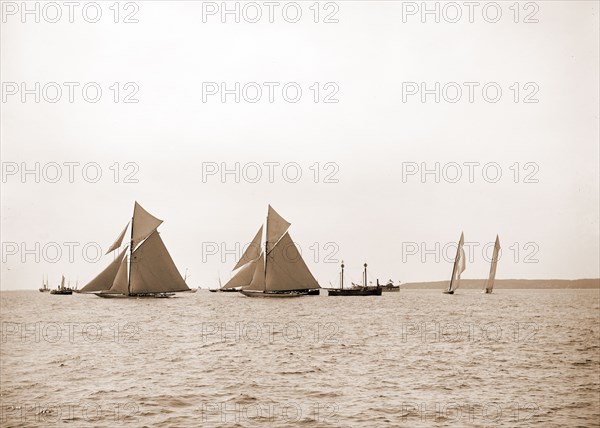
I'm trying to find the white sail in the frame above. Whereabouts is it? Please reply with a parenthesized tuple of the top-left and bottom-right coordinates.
(484, 235, 500, 293)
(81, 247, 128, 292)
(245, 253, 267, 291)
(233, 226, 263, 271)
(60, 275, 65, 289)
(109, 256, 129, 294)
(266, 205, 290, 253)
(452, 247, 466, 291)
(223, 258, 258, 289)
(448, 232, 465, 292)
(131, 202, 163, 249)
(129, 231, 189, 293)
(106, 222, 129, 254)
(265, 232, 320, 291)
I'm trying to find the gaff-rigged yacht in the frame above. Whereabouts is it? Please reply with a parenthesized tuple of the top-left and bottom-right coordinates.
(79, 202, 190, 298)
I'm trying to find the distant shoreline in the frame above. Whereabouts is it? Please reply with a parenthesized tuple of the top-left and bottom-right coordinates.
(400, 279, 600, 289)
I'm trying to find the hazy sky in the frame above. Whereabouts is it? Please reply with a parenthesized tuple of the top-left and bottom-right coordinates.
(1, 1, 598, 290)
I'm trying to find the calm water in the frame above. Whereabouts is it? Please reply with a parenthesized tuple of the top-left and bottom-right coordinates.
(1, 289, 599, 427)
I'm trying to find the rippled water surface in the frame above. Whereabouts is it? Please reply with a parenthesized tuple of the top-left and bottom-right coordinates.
(1, 289, 599, 427)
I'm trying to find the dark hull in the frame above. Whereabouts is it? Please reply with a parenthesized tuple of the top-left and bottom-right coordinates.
(240, 290, 312, 298)
(209, 288, 241, 293)
(38, 289, 49, 293)
(50, 290, 72, 295)
(442, 290, 454, 294)
(328, 287, 382, 296)
(93, 292, 175, 299)
(381, 286, 400, 292)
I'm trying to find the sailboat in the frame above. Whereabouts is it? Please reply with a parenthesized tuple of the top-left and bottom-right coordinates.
(443, 232, 466, 295)
(38, 275, 49, 292)
(328, 262, 382, 296)
(79, 202, 190, 298)
(234, 205, 320, 297)
(483, 235, 500, 294)
(50, 275, 72, 295)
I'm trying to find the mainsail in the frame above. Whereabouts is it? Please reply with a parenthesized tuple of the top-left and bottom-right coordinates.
(448, 232, 465, 293)
(128, 231, 189, 293)
(80, 247, 128, 292)
(265, 232, 319, 291)
(241, 206, 320, 292)
(484, 235, 500, 293)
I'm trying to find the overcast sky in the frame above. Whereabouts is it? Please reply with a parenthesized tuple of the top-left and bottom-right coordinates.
(1, 1, 598, 290)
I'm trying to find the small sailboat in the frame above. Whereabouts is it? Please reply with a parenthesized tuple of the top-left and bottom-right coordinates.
(443, 232, 466, 295)
(236, 205, 320, 297)
(38, 275, 49, 292)
(483, 235, 500, 294)
(50, 275, 72, 295)
(79, 202, 190, 298)
(328, 262, 382, 296)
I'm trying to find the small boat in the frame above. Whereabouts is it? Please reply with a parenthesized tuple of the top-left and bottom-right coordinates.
(443, 232, 466, 295)
(209, 277, 241, 293)
(78, 202, 190, 298)
(38, 275, 49, 292)
(378, 279, 400, 292)
(50, 275, 73, 295)
(236, 205, 321, 297)
(328, 262, 382, 296)
(483, 235, 500, 294)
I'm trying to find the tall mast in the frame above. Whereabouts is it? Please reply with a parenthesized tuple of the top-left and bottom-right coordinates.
(128, 211, 134, 296)
(363, 263, 367, 287)
(340, 261, 344, 289)
(264, 210, 268, 292)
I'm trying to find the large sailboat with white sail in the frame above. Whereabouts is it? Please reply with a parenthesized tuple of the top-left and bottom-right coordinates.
(483, 235, 500, 294)
(79, 202, 189, 298)
(231, 205, 320, 298)
(443, 232, 466, 295)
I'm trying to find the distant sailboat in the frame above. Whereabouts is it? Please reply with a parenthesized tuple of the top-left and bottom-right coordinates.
(79, 202, 190, 298)
(51, 275, 72, 295)
(483, 235, 500, 294)
(328, 262, 382, 296)
(237, 205, 321, 298)
(444, 232, 465, 295)
(38, 275, 49, 292)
